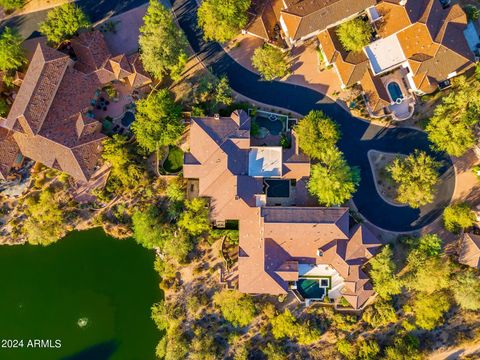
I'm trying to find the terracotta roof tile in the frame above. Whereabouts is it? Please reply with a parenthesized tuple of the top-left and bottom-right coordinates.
(71, 30, 111, 72)
(459, 233, 480, 269)
(282, 0, 377, 40)
(184, 115, 381, 308)
(1, 30, 149, 181)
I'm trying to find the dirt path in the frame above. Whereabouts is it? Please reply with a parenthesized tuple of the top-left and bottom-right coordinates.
(428, 343, 480, 360)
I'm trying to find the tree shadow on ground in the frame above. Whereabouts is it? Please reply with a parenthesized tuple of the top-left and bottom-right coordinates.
(61, 340, 118, 360)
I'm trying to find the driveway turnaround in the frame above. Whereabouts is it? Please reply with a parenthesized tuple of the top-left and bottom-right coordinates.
(172, 0, 455, 232)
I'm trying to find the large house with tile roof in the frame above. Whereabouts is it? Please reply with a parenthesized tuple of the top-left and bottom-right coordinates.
(318, 0, 478, 120)
(247, 0, 377, 47)
(247, 1, 478, 121)
(0, 30, 151, 181)
(184, 110, 382, 310)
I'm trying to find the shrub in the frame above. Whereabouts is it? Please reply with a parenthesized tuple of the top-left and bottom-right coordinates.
(213, 290, 256, 327)
(443, 202, 476, 233)
(270, 309, 321, 345)
(409, 292, 450, 330)
(451, 270, 480, 311)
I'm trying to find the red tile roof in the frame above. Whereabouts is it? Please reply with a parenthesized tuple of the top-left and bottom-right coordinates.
(1, 31, 152, 181)
(184, 111, 381, 309)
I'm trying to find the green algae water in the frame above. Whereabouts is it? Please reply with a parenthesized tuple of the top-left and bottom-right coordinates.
(0, 228, 162, 360)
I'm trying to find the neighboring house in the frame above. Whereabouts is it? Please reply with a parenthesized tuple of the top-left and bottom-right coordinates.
(318, 0, 478, 120)
(184, 110, 382, 310)
(0, 30, 151, 182)
(459, 232, 480, 269)
(247, 0, 376, 48)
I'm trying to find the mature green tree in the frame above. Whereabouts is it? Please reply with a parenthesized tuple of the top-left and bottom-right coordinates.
(151, 300, 168, 331)
(252, 44, 289, 81)
(262, 342, 287, 360)
(132, 89, 184, 153)
(443, 202, 476, 233)
(0, 27, 27, 72)
(102, 134, 144, 189)
(162, 228, 193, 263)
(426, 77, 480, 157)
(409, 292, 450, 330)
(336, 18, 373, 52)
(295, 110, 340, 161)
(405, 234, 442, 269)
(164, 320, 189, 360)
(178, 197, 211, 236)
(132, 206, 166, 249)
(0, 0, 24, 11)
(387, 150, 440, 208)
(166, 179, 185, 202)
(215, 76, 233, 106)
(139, 0, 188, 80)
(362, 300, 397, 328)
(39, 4, 90, 45)
(384, 333, 422, 360)
(23, 189, 66, 245)
(337, 338, 380, 360)
(190, 327, 220, 360)
(308, 152, 360, 206)
(270, 309, 321, 345)
(193, 75, 234, 114)
(368, 245, 402, 300)
(451, 270, 480, 311)
(213, 290, 256, 327)
(408, 257, 451, 294)
(197, 0, 251, 42)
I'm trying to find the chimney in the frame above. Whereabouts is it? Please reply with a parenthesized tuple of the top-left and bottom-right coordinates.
(214, 113, 220, 120)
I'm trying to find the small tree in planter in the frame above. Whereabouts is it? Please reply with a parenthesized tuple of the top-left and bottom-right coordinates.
(103, 85, 119, 102)
(336, 17, 373, 53)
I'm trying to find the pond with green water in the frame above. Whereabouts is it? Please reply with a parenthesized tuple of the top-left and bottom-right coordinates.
(0, 228, 162, 360)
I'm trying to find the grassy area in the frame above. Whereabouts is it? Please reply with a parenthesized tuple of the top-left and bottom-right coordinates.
(163, 146, 183, 174)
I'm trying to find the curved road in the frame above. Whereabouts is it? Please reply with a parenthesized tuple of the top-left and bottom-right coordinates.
(172, 0, 455, 232)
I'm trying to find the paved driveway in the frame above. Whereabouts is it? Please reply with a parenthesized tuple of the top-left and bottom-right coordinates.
(1, 0, 149, 39)
(172, 0, 455, 232)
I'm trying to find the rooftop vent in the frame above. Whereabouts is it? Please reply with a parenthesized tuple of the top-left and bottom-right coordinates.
(317, 249, 324, 257)
(214, 113, 220, 120)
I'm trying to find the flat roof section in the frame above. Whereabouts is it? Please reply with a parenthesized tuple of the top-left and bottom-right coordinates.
(248, 146, 283, 178)
(364, 34, 407, 75)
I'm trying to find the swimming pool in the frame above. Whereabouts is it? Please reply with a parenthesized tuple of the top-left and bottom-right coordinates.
(265, 179, 290, 198)
(297, 279, 326, 299)
(387, 82, 403, 103)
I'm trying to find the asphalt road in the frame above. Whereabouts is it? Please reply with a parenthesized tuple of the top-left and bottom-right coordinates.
(0, 0, 149, 39)
(171, 0, 456, 232)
